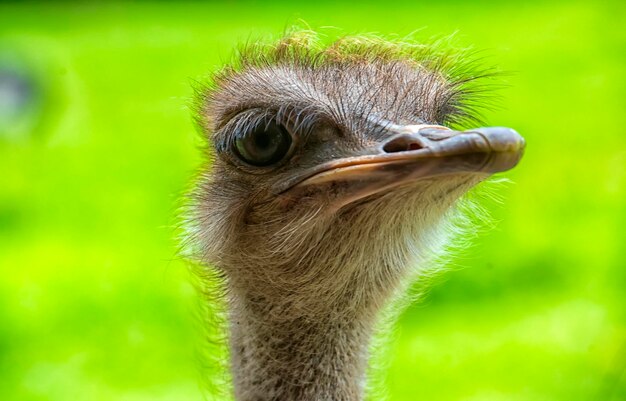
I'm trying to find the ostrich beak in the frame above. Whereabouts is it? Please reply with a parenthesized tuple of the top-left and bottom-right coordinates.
(278, 124, 525, 207)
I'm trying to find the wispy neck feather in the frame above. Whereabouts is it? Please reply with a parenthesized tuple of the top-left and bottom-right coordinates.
(228, 285, 373, 401)
(221, 189, 466, 400)
(227, 257, 408, 401)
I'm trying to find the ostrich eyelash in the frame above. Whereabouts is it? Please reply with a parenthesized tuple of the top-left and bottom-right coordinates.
(213, 109, 274, 154)
(215, 105, 325, 155)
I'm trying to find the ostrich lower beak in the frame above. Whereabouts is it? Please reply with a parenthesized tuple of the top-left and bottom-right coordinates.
(279, 125, 525, 208)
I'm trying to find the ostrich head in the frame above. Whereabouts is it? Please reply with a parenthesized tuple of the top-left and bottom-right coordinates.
(189, 31, 524, 401)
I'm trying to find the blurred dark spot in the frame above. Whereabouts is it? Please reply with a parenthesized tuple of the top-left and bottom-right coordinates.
(0, 57, 41, 141)
(0, 70, 34, 114)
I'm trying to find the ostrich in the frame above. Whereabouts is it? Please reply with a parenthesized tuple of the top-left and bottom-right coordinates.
(187, 30, 525, 401)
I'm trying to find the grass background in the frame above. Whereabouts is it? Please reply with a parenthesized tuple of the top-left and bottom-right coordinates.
(0, 1, 624, 400)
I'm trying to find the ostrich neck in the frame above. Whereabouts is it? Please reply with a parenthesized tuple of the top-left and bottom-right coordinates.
(227, 280, 383, 401)
(222, 202, 439, 400)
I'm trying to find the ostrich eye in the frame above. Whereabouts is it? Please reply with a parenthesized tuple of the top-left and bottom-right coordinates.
(233, 120, 293, 166)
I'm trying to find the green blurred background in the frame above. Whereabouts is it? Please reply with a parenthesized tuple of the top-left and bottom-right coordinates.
(0, 1, 624, 400)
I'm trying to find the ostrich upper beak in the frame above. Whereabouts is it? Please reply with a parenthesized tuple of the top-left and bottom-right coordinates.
(277, 124, 525, 206)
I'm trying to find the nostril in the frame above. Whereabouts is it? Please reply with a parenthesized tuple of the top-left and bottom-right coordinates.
(382, 135, 424, 153)
(408, 142, 421, 150)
